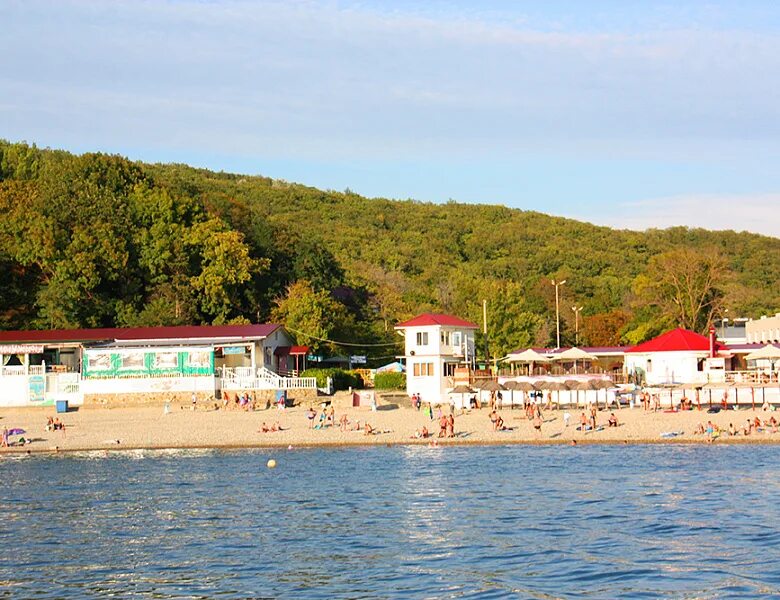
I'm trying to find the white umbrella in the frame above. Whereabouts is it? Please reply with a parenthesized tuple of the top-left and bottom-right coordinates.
(506, 349, 552, 362)
(744, 344, 780, 361)
(555, 347, 597, 374)
(505, 349, 551, 376)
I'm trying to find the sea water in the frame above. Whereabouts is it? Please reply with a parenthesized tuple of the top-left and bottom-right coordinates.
(2, 445, 780, 599)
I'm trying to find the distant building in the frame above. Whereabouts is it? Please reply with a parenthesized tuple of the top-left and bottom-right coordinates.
(395, 313, 478, 404)
(623, 327, 728, 385)
(746, 313, 780, 344)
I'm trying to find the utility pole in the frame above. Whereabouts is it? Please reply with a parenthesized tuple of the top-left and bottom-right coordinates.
(551, 280, 566, 349)
(482, 299, 489, 366)
(572, 305, 583, 346)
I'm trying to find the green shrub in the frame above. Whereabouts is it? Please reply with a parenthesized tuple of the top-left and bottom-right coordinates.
(374, 372, 406, 390)
(300, 368, 363, 391)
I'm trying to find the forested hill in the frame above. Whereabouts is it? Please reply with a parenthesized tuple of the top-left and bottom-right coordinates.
(1, 141, 778, 361)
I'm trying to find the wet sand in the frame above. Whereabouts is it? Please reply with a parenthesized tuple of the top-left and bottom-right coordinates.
(2, 401, 779, 454)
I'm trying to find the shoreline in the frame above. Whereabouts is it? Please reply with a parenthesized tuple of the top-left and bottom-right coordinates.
(3, 403, 780, 455)
(6, 436, 780, 457)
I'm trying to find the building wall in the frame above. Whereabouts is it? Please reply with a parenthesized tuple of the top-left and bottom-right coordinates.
(81, 375, 216, 396)
(83, 347, 214, 379)
(400, 324, 477, 404)
(625, 351, 708, 385)
(746, 314, 780, 344)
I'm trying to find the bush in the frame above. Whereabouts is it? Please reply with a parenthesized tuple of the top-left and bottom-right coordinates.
(300, 368, 363, 391)
(374, 372, 406, 390)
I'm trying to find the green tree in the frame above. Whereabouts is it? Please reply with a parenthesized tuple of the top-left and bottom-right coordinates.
(271, 280, 348, 354)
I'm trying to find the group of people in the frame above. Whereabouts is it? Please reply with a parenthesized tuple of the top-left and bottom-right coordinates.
(306, 404, 336, 429)
(695, 415, 779, 440)
(45, 416, 66, 432)
(220, 391, 258, 412)
(438, 413, 456, 437)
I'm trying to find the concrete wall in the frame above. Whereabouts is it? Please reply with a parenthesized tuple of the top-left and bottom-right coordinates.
(81, 376, 216, 395)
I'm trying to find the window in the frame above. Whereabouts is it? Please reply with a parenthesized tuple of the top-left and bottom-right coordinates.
(416, 332, 428, 346)
(646, 359, 652, 373)
(440, 331, 450, 345)
(452, 332, 462, 347)
(412, 362, 434, 377)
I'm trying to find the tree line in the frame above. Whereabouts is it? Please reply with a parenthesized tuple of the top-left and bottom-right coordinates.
(1, 141, 778, 363)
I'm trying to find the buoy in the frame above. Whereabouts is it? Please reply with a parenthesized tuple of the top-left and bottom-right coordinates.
(267, 459, 277, 468)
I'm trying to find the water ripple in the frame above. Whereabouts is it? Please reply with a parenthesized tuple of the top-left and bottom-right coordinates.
(2, 446, 780, 598)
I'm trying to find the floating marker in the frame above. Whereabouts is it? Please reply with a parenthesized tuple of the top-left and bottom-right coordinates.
(267, 459, 277, 468)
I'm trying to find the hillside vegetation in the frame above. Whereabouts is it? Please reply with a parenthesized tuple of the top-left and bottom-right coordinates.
(1, 141, 778, 362)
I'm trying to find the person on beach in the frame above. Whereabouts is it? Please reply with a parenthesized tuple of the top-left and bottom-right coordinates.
(339, 413, 349, 432)
(1, 426, 8, 448)
(694, 422, 706, 435)
(728, 423, 737, 436)
(326, 405, 335, 427)
(589, 407, 597, 431)
(489, 410, 504, 431)
(608, 413, 618, 427)
(580, 412, 588, 431)
(533, 414, 542, 436)
(753, 416, 762, 430)
(446, 413, 455, 438)
(743, 419, 752, 436)
(306, 407, 316, 429)
(426, 403, 434, 421)
(769, 416, 778, 433)
(563, 412, 571, 428)
(315, 409, 327, 429)
(364, 422, 374, 436)
(438, 414, 448, 438)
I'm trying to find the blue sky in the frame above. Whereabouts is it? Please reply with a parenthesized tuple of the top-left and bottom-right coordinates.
(1, 0, 779, 237)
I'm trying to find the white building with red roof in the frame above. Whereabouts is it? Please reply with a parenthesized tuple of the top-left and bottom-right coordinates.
(395, 313, 478, 404)
(624, 327, 729, 385)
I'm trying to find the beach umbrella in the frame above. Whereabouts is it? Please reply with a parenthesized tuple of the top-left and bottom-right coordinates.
(506, 349, 551, 375)
(744, 344, 780, 361)
(450, 384, 475, 409)
(476, 380, 504, 392)
(556, 347, 597, 374)
(543, 380, 568, 408)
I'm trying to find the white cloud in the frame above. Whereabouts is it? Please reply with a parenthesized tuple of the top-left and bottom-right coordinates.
(576, 194, 780, 239)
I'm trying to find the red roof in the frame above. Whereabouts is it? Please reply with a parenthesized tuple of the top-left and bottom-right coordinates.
(0, 323, 281, 345)
(626, 328, 726, 353)
(395, 313, 479, 329)
(274, 345, 310, 356)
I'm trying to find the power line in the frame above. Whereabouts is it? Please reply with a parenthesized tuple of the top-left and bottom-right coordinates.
(284, 326, 402, 347)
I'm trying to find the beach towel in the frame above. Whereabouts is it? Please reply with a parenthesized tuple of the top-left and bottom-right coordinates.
(660, 431, 684, 438)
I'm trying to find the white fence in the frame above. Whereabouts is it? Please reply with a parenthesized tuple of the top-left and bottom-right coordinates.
(218, 366, 317, 391)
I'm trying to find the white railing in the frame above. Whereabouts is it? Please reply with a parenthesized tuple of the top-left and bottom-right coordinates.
(724, 370, 779, 385)
(0, 366, 26, 377)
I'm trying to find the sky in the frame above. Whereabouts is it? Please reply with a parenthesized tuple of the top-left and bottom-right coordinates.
(1, 0, 779, 237)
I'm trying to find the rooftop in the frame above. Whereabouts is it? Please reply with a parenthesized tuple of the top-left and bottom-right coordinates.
(0, 323, 281, 345)
(395, 313, 479, 329)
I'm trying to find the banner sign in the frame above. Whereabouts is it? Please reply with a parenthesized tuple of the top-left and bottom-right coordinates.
(28, 375, 45, 402)
(223, 346, 247, 355)
(0, 344, 44, 355)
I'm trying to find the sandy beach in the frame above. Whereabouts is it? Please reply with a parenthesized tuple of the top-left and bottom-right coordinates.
(2, 399, 780, 454)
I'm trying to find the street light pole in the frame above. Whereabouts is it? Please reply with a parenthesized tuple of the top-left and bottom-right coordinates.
(572, 305, 583, 346)
(551, 279, 566, 349)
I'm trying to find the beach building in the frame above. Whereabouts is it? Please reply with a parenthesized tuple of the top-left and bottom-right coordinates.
(623, 327, 729, 385)
(0, 324, 316, 407)
(746, 313, 780, 344)
(395, 313, 478, 404)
